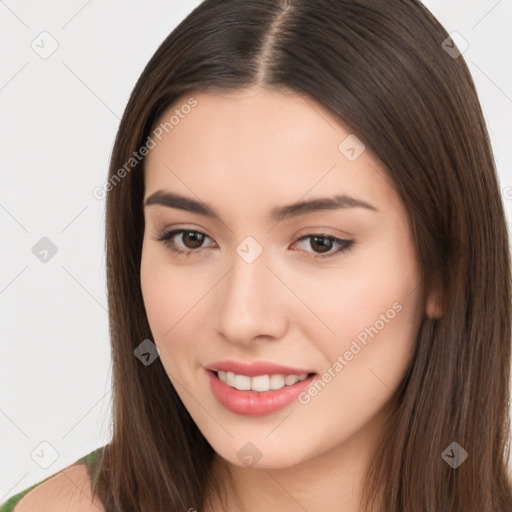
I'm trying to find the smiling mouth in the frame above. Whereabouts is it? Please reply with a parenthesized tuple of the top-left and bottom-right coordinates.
(211, 370, 316, 392)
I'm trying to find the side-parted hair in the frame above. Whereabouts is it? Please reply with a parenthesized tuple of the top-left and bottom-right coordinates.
(91, 1, 512, 510)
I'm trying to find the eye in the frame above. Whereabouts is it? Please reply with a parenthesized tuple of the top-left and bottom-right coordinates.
(152, 229, 355, 260)
(152, 229, 216, 257)
(292, 234, 354, 260)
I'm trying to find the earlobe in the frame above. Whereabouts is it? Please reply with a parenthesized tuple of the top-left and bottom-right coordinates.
(426, 289, 443, 319)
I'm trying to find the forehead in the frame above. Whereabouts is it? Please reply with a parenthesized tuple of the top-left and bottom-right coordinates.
(148, 87, 351, 164)
(143, 87, 397, 217)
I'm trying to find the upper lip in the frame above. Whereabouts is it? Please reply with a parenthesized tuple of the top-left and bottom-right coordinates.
(205, 360, 316, 376)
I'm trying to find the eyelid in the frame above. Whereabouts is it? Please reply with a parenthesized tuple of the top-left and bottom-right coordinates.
(294, 225, 354, 239)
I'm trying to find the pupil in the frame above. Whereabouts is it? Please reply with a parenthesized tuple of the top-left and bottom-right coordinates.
(310, 236, 332, 253)
(184, 232, 204, 249)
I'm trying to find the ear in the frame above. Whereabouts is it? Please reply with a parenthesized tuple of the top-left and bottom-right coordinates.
(425, 287, 443, 318)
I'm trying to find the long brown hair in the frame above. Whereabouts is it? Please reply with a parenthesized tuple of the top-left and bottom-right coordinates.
(91, 0, 512, 510)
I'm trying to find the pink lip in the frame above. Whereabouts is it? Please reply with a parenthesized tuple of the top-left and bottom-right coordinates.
(206, 369, 316, 416)
(205, 360, 315, 376)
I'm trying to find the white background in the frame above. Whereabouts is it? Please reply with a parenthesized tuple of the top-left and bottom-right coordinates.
(1, 0, 511, 501)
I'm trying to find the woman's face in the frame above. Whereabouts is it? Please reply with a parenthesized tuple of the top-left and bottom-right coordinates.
(141, 86, 429, 469)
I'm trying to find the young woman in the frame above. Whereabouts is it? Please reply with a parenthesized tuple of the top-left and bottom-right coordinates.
(3, 0, 511, 511)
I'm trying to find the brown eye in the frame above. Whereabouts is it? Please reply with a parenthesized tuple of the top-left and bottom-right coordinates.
(153, 229, 354, 260)
(180, 231, 205, 249)
(294, 234, 355, 260)
(309, 235, 335, 254)
(154, 229, 215, 255)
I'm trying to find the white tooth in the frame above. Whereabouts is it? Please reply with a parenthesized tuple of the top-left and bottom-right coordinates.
(220, 372, 305, 392)
(269, 374, 286, 390)
(226, 371, 235, 386)
(251, 375, 271, 392)
(284, 375, 299, 386)
(234, 374, 251, 390)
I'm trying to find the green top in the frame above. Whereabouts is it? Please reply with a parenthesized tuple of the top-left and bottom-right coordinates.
(0, 446, 104, 512)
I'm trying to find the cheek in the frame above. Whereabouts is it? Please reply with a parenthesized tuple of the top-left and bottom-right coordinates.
(335, 269, 420, 352)
(140, 245, 213, 372)
(294, 268, 421, 441)
(140, 245, 186, 359)
(141, 244, 194, 335)
(140, 246, 169, 336)
(294, 235, 422, 369)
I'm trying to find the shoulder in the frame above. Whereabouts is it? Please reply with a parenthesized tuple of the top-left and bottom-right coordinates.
(11, 463, 105, 512)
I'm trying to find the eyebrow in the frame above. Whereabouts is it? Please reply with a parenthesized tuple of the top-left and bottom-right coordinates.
(144, 190, 378, 222)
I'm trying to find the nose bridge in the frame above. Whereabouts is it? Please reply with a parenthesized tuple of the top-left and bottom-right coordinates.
(214, 239, 287, 343)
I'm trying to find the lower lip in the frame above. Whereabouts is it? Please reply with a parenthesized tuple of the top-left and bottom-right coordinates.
(206, 369, 316, 416)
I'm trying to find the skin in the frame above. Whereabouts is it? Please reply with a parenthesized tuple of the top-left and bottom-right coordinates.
(140, 86, 438, 512)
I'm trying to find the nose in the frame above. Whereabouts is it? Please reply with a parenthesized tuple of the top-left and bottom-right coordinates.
(214, 250, 289, 346)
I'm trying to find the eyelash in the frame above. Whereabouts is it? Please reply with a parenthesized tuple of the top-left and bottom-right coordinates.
(152, 229, 355, 260)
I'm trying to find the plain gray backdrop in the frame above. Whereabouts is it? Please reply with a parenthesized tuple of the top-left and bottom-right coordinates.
(1, 0, 511, 501)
